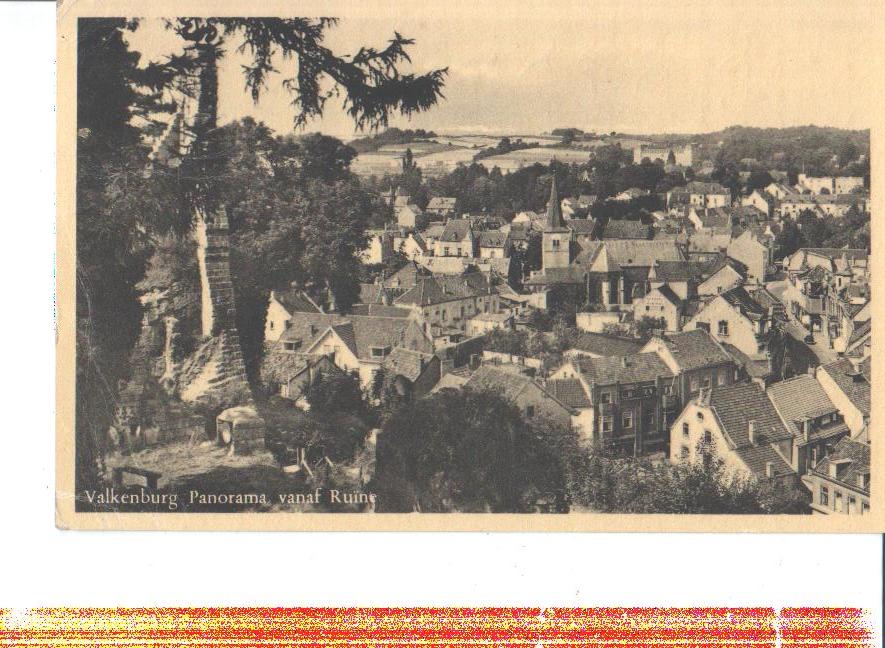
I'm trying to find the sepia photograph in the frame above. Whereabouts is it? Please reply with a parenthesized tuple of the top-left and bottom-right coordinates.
(57, 1, 880, 529)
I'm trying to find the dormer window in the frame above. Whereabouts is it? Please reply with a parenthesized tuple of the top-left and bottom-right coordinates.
(370, 346, 392, 359)
(283, 340, 301, 352)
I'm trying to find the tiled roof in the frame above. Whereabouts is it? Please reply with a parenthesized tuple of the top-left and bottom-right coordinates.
(686, 181, 730, 195)
(707, 382, 795, 478)
(600, 219, 653, 240)
(810, 437, 870, 494)
(430, 372, 470, 393)
(564, 331, 643, 357)
(694, 207, 731, 229)
(710, 382, 794, 446)
(656, 329, 734, 372)
(575, 239, 684, 268)
(651, 260, 710, 282)
(465, 365, 543, 403)
(440, 219, 473, 242)
(573, 352, 675, 386)
(350, 303, 413, 318)
(427, 196, 457, 210)
(766, 375, 839, 436)
(547, 378, 592, 408)
(273, 288, 323, 314)
(566, 219, 597, 234)
(719, 343, 771, 379)
(478, 230, 509, 248)
(382, 347, 436, 382)
(278, 312, 350, 350)
(395, 273, 492, 306)
(820, 358, 871, 416)
(721, 286, 767, 318)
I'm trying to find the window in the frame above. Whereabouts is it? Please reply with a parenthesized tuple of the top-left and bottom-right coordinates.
(269, 321, 275, 330)
(862, 501, 870, 515)
(820, 485, 829, 506)
(697, 321, 710, 333)
(718, 320, 729, 336)
(646, 305, 650, 312)
(601, 416, 613, 433)
(680, 445, 690, 459)
(370, 346, 391, 359)
(696, 411, 704, 421)
(600, 392, 611, 404)
(622, 412, 633, 429)
(702, 377, 711, 389)
(690, 377, 700, 392)
(525, 405, 535, 419)
(717, 370, 727, 386)
(811, 447, 818, 468)
(834, 490, 843, 512)
(552, 239, 560, 249)
(283, 341, 299, 352)
(622, 388, 634, 399)
(848, 496, 857, 514)
(682, 422, 690, 438)
(703, 430, 712, 444)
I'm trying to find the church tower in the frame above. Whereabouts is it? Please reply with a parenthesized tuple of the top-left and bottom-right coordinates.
(542, 178, 573, 270)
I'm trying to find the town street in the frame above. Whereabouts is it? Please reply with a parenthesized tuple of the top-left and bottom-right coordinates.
(766, 277, 839, 371)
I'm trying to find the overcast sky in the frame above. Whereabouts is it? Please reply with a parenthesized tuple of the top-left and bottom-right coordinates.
(124, 2, 877, 141)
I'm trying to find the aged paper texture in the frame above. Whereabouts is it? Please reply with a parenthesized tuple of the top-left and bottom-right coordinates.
(57, 0, 885, 531)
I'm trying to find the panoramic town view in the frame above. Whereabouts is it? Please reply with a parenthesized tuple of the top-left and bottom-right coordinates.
(74, 17, 871, 517)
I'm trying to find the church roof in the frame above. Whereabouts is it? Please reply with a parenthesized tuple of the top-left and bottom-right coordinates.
(545, 178, 568, 232)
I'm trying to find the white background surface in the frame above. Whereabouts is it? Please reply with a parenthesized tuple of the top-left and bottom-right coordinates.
(0, 4, 880, 638)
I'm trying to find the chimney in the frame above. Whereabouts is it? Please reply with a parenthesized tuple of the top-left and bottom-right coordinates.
(765, 461, 775, 478)
(748, 420, 757, 445)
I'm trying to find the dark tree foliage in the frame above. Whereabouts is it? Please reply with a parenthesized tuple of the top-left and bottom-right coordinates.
(635, 316, 668, 340)
(372, 389, 568, 512)
(305, 372, 366, 418)
(76, 16, 446, 488)
(76, 19, 176, 491)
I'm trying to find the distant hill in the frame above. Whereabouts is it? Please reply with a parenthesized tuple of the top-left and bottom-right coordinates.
(644, 125, 869, 173)
(348, 127, 439, 153)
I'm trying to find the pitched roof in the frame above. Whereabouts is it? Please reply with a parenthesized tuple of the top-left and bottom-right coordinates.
(707, 382, 795, 477)
(272, 288, 323, 314)
(465, 365, 549, 404)
(426, 196, 457, 211)
(686, 181, 730, 195)
(694, 207, 731, 229)
(382, 347, 436, 382)
(350, 303, 413, 318)
(395, 273, 492, 306)
(819, 358, 871, 416)
(320, 315, 419, 362)
(810, 437, 870, 494)
(564, 331, 644, 357)
(652, 284, 682, 306)
(655, 329, 734, 372)
(478, 230, 509, 248)
(651, 260, 710, 282)
(545, 178, 568, 231)
(721, 286, 767, 319)
(547, 378, 592, 408)
(575, 239, 684, 268)
(573, 352, 675, 386)
(566, 218, 597, 234)
(439, 218, 473, 242)
(600, 219, 653, 240)
(766, 375, 840, 436)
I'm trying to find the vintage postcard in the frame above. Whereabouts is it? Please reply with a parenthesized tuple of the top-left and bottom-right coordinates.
(57, 0, 883, 530)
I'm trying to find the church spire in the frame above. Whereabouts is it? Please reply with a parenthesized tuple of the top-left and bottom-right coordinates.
(545, 177, 566, 230)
